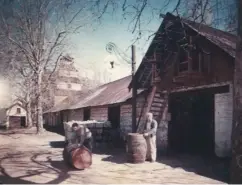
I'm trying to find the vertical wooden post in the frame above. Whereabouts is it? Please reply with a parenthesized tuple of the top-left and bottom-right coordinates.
(151, 62, 154, 84)
(198, 52, 202, 73)
(188, 36, 192, 73)
(230, 0, 242, 183)
(132, 45, 137, 133)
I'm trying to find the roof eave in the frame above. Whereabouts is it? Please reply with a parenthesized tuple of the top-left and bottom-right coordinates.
(128, 12, 175, 89)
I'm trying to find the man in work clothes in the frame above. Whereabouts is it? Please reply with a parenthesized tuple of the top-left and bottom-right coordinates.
(68, 123, 93, 151)
(143, 112, 158, 162)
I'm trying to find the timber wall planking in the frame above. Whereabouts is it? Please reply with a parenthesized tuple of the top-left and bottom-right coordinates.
(214, 84, 233, 157)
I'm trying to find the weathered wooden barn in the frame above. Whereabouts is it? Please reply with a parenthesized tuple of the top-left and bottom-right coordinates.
(43, 76, 163, 145)
(130, 12, 236, 158)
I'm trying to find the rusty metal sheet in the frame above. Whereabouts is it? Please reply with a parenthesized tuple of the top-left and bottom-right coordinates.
(45, 75, 144, 113)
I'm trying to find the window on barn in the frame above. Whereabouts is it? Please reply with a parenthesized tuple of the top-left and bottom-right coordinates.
(191, 49, 200, 71)
(83, 108, 90, 121)
(191, 48, 211, 73)
(178, 48, 189, 72)
(16, 108, 21, 114)
(201, 52, 211, 73)
(177, 47, 211, 75)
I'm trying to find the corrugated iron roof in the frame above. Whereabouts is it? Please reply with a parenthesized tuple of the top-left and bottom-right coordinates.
(46, 75, 144, 113)
(183, 20, 237, 57)
(44, 91, 90, 113)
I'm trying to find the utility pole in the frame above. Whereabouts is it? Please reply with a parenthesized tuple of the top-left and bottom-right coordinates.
(105, 42, 137, 132)
(132, 45, 137, 133)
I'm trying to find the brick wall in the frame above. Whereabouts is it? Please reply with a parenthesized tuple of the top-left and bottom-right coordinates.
(90, 107, 108, 121)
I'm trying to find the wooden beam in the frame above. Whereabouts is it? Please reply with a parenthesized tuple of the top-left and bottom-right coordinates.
(198, 52, 202, 72)
(162, 81, 232, 94)
(151, 63, 155, 84)
(137, 66, 147, 83)
(188, 36, 192, 73)
(142, 70, 152, 88)
(146, 86, 157, 114)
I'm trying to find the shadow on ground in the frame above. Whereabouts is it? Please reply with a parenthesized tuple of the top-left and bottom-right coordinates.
(102, 155, 127, 164)
(0, 129, 35, 136)
(0, 175, 36, 184)
(0, 151, 73, 184)
(49, 141, 66, 148)
(101, 151, 230, 183)
(155, 154, 230, 183)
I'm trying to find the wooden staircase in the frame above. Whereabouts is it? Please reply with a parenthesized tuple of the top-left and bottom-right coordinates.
(137, 86, 168, 132)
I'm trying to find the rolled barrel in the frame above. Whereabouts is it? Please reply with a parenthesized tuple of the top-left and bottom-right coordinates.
(63, 144, 92, 169)
(126, 133, 147, 163)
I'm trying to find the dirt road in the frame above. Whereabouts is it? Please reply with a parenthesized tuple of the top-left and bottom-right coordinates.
(0, 129, 228, 184)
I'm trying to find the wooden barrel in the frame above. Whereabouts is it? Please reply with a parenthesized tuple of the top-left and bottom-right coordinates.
(126, 133, 147, 163)
(63, 145, 92, 169)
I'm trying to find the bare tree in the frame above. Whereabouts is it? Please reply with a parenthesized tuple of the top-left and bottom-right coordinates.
(91, 0, 236, 42)
(0, 0, 104, 134)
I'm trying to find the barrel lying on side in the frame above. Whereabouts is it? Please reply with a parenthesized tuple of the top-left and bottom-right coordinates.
(126, 133, 147, 163)
(63, 144, 92, 169)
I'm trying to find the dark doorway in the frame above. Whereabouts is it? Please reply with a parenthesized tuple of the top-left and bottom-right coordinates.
(168, 89, 215, 156)
(9, 116, 26, 129)
(20, 117, 26, 127)
(83, 108, 90, 121)
(59, 111, 65, 135)
(108, 106, 120, 129)
(108, 105, 121, 147)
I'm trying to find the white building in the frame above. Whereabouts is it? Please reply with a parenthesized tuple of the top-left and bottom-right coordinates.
(0, 99, 27, 129)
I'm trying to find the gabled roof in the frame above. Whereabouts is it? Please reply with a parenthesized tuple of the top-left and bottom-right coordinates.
(7, 101, 26, 111)
(7, 99, 26, 110)
(183, 19, 236, 57)
(45, 75, 144, 113)
(129, 12, 236, 89)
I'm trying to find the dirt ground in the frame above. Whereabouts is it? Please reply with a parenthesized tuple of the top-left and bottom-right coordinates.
(0, 128, 229, 184)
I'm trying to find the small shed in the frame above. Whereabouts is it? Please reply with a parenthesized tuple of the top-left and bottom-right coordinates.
(5, 100, 27, 129)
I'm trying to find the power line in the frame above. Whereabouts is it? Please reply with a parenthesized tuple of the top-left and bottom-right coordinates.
(106, 42, 132, 64)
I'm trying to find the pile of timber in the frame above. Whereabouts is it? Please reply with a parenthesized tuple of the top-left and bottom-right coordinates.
(64, 120, 112, 145)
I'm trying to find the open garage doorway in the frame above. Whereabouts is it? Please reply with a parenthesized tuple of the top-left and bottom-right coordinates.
(9, 116, 26, 129)
(168, 85, 230, 156)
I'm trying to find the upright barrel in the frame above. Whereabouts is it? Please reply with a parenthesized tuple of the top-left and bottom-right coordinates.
(63, 145, 92, 169)
(126, 133, 147, 163)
